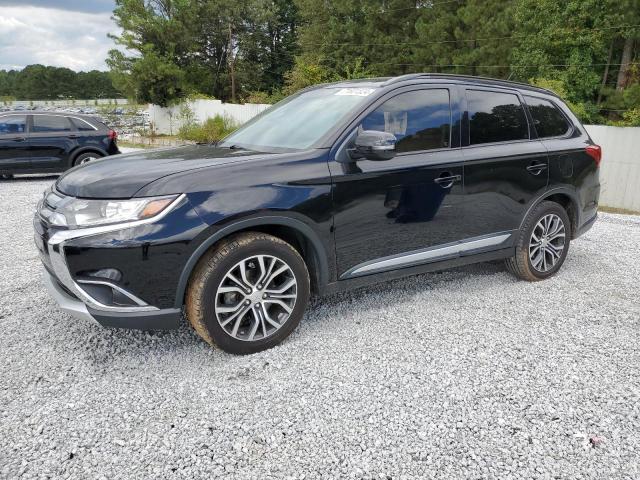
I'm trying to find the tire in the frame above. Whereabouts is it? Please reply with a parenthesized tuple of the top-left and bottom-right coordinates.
(505, 201, 571, 281)
(185, 232, 310, 355)
(73, 152, 103, 166)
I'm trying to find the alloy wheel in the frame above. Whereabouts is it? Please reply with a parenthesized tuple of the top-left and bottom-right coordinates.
(529, 213, 566, 273)
(215, 254, 298, 342)
(79, 156, 98, 164)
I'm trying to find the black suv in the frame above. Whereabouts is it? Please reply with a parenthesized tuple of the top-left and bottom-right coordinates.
(0, 111, 119, 178)
(35, 74, 601, 354)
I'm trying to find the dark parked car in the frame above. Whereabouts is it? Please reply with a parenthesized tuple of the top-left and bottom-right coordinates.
(35, 74, 601, 354)
(0, 111, 119, 178)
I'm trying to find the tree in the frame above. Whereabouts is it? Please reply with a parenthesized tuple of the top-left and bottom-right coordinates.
(413, 0, 515, 77)
(0, 65, 120, 100)
(294, 0, 424, 77)
(260, 0, 299, 93)
(109, 0, 300, 103)
(109, 48, 187, 106)
(108, 0, 198, 103)
(102, 0, 639, 123)
(282, 58, 333, 94)
(617, 38, 637, 90)
(0, 70, 18, 98)
(511, 0, 639, 120)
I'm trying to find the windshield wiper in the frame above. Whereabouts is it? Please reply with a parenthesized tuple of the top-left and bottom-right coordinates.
(215, 143, 262, 152)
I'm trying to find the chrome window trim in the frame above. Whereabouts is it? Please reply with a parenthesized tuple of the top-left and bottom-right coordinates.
(67, 116, 99, 131)
(460, 138, 535, 149)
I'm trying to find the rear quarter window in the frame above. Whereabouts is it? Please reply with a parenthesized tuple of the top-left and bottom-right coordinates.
(70, 117, 98, 131)
(467, 90, 529, 145)
(524, 96, 571, 138)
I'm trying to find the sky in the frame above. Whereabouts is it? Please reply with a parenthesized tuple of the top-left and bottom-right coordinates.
(0, 0, 119, 71)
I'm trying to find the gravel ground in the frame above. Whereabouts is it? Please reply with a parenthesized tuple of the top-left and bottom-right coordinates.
(1, 176, 639, 480)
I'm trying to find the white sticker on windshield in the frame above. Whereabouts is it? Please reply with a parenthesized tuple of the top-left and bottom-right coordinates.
(335, 88, 375, 97)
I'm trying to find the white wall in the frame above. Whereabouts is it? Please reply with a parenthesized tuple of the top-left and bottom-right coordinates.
(148, 99, 271, 135)
(585, 125, 640, 212)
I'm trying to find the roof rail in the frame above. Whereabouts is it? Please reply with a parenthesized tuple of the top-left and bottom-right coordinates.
(382, 73, 557, 96)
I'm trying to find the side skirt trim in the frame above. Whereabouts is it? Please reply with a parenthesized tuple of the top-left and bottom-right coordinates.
(340, 232, 513, 279)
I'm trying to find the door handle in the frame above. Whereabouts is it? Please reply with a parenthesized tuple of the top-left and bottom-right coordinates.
(434, 173, 462, 189)
(526, 162, 548, 175)
(68, 134, 79, 139)
(11, 136, 26, 142)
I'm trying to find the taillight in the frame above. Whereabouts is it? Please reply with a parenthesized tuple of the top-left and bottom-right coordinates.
(586, 145, 602, 167)
(108, 129, 118, 141)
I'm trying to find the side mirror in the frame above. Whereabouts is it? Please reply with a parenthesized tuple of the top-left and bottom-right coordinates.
(351, 130, 397, 161)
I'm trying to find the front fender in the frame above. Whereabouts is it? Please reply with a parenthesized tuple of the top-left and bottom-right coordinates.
(174, 214, 331, 308)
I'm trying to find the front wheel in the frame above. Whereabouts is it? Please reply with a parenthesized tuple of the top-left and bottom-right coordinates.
(185, 232, 310, 355)
(506, 201, 571, 281)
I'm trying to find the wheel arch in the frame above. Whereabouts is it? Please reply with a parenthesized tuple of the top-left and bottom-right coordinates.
(175, 216, 330, 308)
(520, 188, 581, 238)
(69, 146, 108, 167)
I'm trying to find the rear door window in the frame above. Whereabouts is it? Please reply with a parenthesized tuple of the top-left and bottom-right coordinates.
(0, 115, 27, 135)
(32, 115, 72, 133)
(524, 96, 571, 138)
(360, 89, 451, 153)
(467, 90, 529, 145)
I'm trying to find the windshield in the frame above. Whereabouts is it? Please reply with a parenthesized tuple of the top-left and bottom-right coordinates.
(219, 87, 377, 151)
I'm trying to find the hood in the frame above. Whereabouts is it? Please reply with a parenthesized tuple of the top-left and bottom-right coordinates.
(56, 145, 271, 198)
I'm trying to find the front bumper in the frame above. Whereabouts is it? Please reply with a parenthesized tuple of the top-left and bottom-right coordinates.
(43, 270, 95, 324)
(35, 193, 192, 330)
(44, 271, 181, 329)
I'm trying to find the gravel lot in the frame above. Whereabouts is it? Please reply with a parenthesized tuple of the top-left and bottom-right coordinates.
(1, 175, 639, 480)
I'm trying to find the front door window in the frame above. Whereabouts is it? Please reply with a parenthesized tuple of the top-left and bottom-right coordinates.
(360, 89, 451, 153)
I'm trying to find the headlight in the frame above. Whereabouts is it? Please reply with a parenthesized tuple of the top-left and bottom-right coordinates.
(43, 193, 179, 228)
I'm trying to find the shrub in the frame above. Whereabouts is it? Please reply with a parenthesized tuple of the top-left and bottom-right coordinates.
(283, 59, 333, 95)
(610, 108, 640, 127)
(187, 93, 216, 101)
(177, 114, 238, 143)
(243, 90, 286, 105)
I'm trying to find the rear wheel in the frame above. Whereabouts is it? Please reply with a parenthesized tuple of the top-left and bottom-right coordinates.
(506, 201, 571, 281)
(185, 232, 310, 355)
(73, 152, 102, 166)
